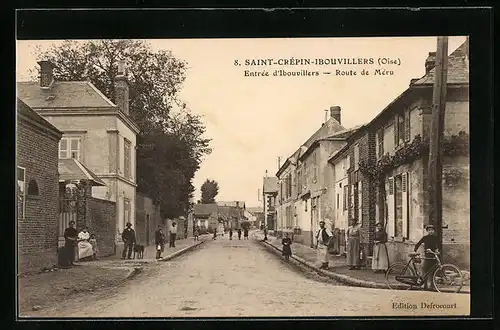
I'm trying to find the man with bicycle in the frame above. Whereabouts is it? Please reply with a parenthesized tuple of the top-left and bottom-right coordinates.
(413, 224, 439, 291)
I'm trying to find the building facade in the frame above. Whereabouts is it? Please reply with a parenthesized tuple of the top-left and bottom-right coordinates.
(193, 203, 219, 233)
(18, 60, 140, 252)
(17, 99, 62, 274)
(262, 176, 278, 231)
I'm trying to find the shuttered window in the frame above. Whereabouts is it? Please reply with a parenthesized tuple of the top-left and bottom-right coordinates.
(343, 185, 348, 211)
(358, 181, 363, 225)
(387, 177, 395, 237)
(354, 144, 360, 170)
(377, 129, 384, 159)
(404, 110, 411, 142)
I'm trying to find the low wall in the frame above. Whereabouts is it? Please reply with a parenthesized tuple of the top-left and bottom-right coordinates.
(86, 197, 116, 257)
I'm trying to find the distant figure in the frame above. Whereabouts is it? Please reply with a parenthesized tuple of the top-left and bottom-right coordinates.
(237, 228, 242, 240)
(213, 228, 217, 240)
(122, 222, 136, 260)
(229, 228, 233, 240)
(155, 225, 166, 259)
(263, 226, 268, 241)
(169, 221, 177, 248)
(243, 228, 249, 240)
(281, 232, 292, 261)
(193, 226, 199, 241)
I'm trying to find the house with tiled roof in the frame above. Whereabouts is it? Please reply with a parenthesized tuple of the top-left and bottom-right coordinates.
(193, 203, 219, 233)
(328, 38, 470, 269)
(275, 106, 349, 246)
(17, 60, 140, 254)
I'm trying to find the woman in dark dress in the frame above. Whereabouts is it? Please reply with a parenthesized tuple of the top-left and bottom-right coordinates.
(371, 222, 389, 272)
(346, 219, 362, 270)
(281, 232, 292, 261)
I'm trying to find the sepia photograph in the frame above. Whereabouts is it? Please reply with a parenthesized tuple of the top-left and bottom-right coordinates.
(16, 35, 471, 318)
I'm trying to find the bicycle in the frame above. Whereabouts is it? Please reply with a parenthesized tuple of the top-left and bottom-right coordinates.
(385, 249, 464, 293)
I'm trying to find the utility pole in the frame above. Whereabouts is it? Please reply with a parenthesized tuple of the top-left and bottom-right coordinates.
(428, 36, 448, 255)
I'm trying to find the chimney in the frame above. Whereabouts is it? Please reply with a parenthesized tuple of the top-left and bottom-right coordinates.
(330, 106, 341, 124)
(114, 60, 130, 115)
(425, 51, 436, 74)
(38, 60, 55, 88)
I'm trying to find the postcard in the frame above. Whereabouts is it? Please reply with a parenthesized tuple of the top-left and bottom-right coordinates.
(16, 35, 470, 318)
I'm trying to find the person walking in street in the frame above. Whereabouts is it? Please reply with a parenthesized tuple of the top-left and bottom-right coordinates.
(63, 220, 77, 266)
(371, 222, 389, 273)
(263, 226, 268, 241)
(121, 222, 136, 260)
(414, 225, 439, 291)
(213, 228, 217, 240)
(169, 221, 177, 248)
(229, 228, 233, 240)
(315, 220, 333, 269)
(155, 225, 166, 259)
(237, 228, 242, 240)
(193, 226, 199, 241)
(346, 219, 362, 270)
(281, 232, 292, 261)
(243, 228, 249, 240)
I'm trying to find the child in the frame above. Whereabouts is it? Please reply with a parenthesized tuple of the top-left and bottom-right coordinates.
(281, 232, 292, 261)
(414, 225, 439, 290)
(89, 233, 98, 260)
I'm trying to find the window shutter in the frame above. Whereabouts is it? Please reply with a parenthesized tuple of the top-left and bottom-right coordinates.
(405, 110, 411, 142)
(393, 116, 398, 146)
(402, 172, 409, 239)
(387, 177, 395, 237)
(343, 185, 347, 211)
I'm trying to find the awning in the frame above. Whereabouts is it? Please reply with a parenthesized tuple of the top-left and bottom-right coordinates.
(58, 158, 106, 186)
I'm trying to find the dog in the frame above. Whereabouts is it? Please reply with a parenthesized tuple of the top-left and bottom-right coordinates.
(133, 243, 145, 259)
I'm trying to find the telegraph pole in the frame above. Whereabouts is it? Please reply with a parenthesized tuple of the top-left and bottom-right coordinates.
(428, 36, 448, 255)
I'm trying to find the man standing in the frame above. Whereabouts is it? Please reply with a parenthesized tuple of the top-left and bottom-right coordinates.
(121, 222, 136, 260)
(169, 220, 178, 248)
(315, 220, 333, 269)
(155, 225, 165, 259)
(263, 226, 268, 241)
(63, 221, 77, 266)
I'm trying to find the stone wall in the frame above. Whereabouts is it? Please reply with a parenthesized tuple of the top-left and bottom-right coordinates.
(86, 197, 116, 257)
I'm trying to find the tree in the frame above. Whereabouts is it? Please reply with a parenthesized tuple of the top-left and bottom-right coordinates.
(200, 179, 219, 204)
(32, 40, 211, 218)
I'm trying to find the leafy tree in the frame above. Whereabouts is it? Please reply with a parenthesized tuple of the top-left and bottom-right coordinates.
(31, 40, 211, 218)
(200, 179, 219, 204)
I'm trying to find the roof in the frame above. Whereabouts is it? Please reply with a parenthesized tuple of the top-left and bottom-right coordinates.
(193, 203, 218, 215)
(17, 98, 62, 137)
(276, 116, 346, 176)
(246, 206, 263, 214)
(412, 40, 469, 86)
(216, 201, 245, 207)
(263, 176, 279, 193)
(17, 81, 117, 109)
(58, 158, 106, 186)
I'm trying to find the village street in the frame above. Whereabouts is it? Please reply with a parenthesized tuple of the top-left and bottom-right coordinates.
(27, 231, 469, 318)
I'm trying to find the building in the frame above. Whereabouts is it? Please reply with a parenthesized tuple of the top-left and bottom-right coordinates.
(247, 206, 265, 228)
(18, 60, 140, 252)
(17, 99, 62, 273)
(193, 203, 218, 233)
(262, 176, 278, 231)
(327, 40, 469, 268)
(216, 201, 245, 229)
(276, 106, 346, 246)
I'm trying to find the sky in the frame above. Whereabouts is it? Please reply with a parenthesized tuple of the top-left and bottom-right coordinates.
(16, 36, 466, 207)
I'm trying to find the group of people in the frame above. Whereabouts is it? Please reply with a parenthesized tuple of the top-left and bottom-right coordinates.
(226, 227, 249, 240)
(62, 221, 99, 266)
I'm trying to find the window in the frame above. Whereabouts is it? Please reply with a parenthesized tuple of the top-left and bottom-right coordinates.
(377, 129, 384, 159)
(297, 170, 302, 193)
(343, 185, 348, 211)
(59, 137, 81, 160)
(391, 173, 409, 239)
(395, 114, 406, 147)
(27, 179, 39, 196)
(304, 200, 308, 212)
(354, 144, 360, 170)
(313, 151, 318, 183)
(17, 166, 25, 219)
(346, 155, 351, 169)
(336, 193, 340, 209)
(124, 139, 131, 179)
